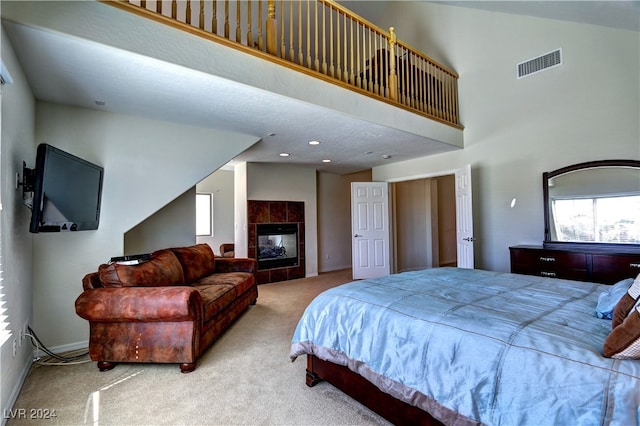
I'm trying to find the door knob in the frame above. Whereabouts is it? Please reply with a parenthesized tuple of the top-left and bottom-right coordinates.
(463, 237, 476, 242)
(354, 234, 363, 237)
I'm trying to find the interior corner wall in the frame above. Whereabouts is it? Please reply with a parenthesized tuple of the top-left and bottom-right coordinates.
(317, 169, 372, 273)
(367, 2, 640, 273)
(125, 187, 197, 255)
(246, 163, 318, 277)
(0, 23, 36, 416)
(196, 169, 235, 256)
(31, 102, 259, 350)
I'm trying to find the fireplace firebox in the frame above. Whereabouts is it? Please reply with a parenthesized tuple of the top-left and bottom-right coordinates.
(256, 223, 299, 270)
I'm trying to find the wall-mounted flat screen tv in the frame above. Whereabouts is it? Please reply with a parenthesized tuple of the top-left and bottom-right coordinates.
(29, 144, 104, 233)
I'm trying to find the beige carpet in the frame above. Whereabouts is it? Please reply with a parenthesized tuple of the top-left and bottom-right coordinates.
(9, 269, 391, 425)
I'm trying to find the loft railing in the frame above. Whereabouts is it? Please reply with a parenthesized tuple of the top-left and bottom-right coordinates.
(107, 0, 461, 128)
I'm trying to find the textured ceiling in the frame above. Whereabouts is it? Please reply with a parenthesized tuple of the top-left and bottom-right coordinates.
(3, 1, 637, 174)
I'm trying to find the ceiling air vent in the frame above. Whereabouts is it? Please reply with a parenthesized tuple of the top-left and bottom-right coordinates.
(517, 48, 562, 79)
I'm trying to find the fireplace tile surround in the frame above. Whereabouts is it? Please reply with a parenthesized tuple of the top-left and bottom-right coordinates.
(248, 200, 305, 284)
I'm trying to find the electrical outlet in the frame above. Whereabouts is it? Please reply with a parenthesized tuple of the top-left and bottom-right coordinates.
(12, 338, 17, 357)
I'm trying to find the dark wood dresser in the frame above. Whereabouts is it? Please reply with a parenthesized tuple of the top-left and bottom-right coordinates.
(509, 245, 640, 285)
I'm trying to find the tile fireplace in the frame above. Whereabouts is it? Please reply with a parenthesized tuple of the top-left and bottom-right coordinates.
(248, 200, 305, 284)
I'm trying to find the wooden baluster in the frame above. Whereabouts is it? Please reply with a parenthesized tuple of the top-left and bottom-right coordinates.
(212, 1, 218, 35)
(355, 21, 361, 88)
(427, 62, 433, 115)
(321, 3, 327, 74)
(374, 33, 379, 95)
(329, 6, 334, 77)
(367, 28, 372, 92)
(247, 1, 253, 47)
(258, 1, 263, 51)
(171, 0, 177, 19)
(141, 0, 146, 8)
(388, 27, 397, 101)
(298, 1, 303, 65)
(224, 0, 230, 39)
(306, 0, 311, 68)
(343, 14, 348, 82)
(289, 2, 294, 61)
(236, 2, 241, 43)
(446, 73, 453, 123)
(334, 10, 344, 80)
(280, 0, 285, 58)
(186, 0, 191, 24)
(157, 0, 162, 14)
(348, 18, 354, 85)
(199, 1, 205, 29)
(453, 75, 459, 124)
(314, 0, 319, 72)
(420, 58, 426, 112)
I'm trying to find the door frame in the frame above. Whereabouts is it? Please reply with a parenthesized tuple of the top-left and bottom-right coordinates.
(385, 165, 474, 272)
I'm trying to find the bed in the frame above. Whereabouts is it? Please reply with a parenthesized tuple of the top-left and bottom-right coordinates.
(289, 268, 640, 425)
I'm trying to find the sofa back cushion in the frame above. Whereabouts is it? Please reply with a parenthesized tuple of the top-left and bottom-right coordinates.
(171, 244, 216, 284)
(98, 249, 185, 288)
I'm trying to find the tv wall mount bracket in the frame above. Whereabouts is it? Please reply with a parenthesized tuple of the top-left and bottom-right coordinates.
(17, 161, 34, 194)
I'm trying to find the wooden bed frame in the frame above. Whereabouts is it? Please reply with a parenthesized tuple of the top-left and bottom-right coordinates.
(305, 355, 444, 426)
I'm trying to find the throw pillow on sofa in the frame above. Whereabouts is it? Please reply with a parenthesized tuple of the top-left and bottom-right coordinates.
(171, 243, 216, 284)
(98, 249, 185, 288)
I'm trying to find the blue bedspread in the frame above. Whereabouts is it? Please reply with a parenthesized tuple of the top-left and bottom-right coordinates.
(290, 268, 640, 425)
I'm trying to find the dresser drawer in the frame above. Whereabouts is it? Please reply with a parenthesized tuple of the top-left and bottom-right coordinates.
(592, 254, 640, 284)
(510, 246, 589, 281)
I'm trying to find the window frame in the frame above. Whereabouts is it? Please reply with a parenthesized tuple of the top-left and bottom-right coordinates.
(196, 192, 213, 237)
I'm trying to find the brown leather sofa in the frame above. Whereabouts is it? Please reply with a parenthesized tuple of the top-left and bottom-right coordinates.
(75, 243, 257, 373)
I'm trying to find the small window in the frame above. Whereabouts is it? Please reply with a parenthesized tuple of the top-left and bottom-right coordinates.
(196, 193, 213, 236)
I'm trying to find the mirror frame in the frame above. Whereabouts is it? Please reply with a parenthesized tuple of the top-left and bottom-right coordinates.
(543, 159, 640, 253)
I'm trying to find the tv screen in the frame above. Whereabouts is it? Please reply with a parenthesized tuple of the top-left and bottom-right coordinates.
(29, 144, 104, 233)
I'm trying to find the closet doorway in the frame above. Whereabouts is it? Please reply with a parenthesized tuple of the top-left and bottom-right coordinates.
(391, 174, 457, 273)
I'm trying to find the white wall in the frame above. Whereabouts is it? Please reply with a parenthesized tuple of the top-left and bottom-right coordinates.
(196, 169, 235, 256)
(362, 2, 640, 272)
(246, 163, 318, 277)
(125, 188, 198, 255)
(0, 23, 36, 416)
(317, 170, 371, 273)
(31, 103, 259, 350)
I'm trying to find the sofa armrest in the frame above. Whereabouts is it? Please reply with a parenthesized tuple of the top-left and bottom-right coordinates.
(75, 286, 203, 323)
(214, 257, 257, 274)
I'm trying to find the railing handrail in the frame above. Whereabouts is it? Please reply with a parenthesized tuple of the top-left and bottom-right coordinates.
(103, 0, 462, 129)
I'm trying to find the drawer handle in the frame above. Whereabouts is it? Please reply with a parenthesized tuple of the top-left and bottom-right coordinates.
(541, 271, 557, 277)
(540, 257, 556, 262)
(631, 263, 640, 269)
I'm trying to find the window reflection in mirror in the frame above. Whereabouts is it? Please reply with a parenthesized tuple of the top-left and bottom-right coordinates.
(547, 166, 640, 244)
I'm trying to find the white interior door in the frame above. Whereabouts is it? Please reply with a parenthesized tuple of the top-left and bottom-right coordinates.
(351, 182, 390, 279)
(455, 164, 475, 268)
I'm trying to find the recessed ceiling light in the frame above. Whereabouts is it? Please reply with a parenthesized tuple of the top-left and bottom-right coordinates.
(365, 151, 373, 155)
(382, 154, 392, 159)
(268, 133, 276, 137)
(322, 159, 331, 163)
(279, 153, 290, 157)
(309, 140, 321, 145)
(95, 100, 105, 106)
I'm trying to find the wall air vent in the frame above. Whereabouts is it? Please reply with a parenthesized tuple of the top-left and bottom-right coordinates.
(517, 48, 562, 79)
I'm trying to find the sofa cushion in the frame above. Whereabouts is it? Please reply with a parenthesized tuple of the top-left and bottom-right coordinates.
(171, 244, 216, 284)
(99, 249, 185, 288)
(195, 272, 255, 295)
(195, 284, 238, 319)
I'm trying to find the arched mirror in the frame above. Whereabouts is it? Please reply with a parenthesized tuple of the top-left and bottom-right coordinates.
(543, 160, 640, 252)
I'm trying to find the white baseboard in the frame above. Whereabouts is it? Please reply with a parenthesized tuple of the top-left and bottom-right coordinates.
(318, 265, 352, 273)
(2, 354, 32, 426)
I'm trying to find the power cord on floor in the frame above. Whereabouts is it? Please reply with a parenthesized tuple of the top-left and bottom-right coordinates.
(26, 325, 91, 366)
